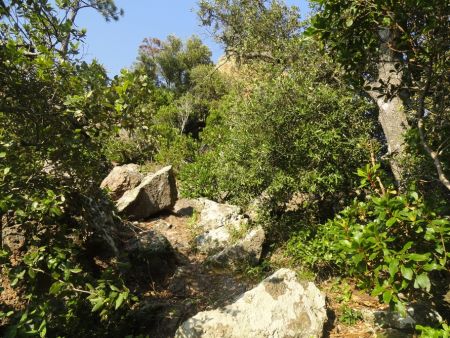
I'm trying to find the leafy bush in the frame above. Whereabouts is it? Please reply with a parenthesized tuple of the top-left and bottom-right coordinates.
(288, 163, 450, 313)
(416, 323, 450, 338)
(180, 42, 378, 229)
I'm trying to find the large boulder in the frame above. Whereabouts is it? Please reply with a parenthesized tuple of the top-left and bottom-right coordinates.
(117, 166, 177, 220)
(100, 164, 143, 200)
(207, 225, 265, 268)
(193, 198, 249, 253)
(175, 268, 327, 338)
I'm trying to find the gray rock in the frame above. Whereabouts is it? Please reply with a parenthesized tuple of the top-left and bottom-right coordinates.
(196, 198, 244, 231)
(117, 166, 177, 220)
(100, 164, 143, 200)
(175, 268, 327, 338)
(373, 303, 443, 331)
(172, 198, 204, 217)
(193, 198, 249, 253)
(82, 195, 121, 256)
(245, 192, 271, 222)
(1, 222, 25, 253)
(208, 225, 265, 268)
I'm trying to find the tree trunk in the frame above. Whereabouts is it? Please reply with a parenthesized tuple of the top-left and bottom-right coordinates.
(366, 28, 410, 184)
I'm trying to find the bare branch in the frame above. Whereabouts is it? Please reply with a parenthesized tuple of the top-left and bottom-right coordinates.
(417, 63, 450, 191)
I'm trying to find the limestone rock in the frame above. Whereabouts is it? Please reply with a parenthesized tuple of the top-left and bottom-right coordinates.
(208, 225, 265, 268)
(1, 222, 25, 254)
(173, 198, 203, 217)
(373, 303, 443, 331)
(193, 198, 248, 253)
(100, 164, 143, 200)
(175, 268, 327, 338)
(117, 166, 177, 220)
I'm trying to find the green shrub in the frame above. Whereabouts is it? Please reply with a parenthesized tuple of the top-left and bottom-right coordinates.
(180, 43, 378, 237)
(288, 163, 450, 314)
(416, 323, 450, 337)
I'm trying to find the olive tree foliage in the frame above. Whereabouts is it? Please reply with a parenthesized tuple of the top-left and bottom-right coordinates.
(105, 35, 229, 168)
(307, 0, 450, 191)
(181, 43, 377, 237)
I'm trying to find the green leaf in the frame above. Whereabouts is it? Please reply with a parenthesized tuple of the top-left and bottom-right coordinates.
(0, 152, 6, 158)
(371, 283, 384, 297)
(410, 192, 419, 200)
(27, 268, 36, 279)
(382, 290, 392, 304)
(49, 281, 64, 295)
(407, 253, 429, 262)
(115, 292, 125, 310)
(414, 273, 431, 291)
(91, 298, 105, 312)
(109, 284, 120, 292)
(422, 262, 443, 272)
(400, 266, 413, 280)
(386, 217, 397, 227)
(388, 260, 399, 277)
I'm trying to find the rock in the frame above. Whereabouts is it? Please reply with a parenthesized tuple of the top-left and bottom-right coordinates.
(208, 225, 265, 268)
(175, 268, 327, 338)
(100, 164, 143, 200)
(373, 303, 443, 331)
(81, 194, 122, 256)
(196, 198, 244, 230)
(173, 198, 203, 217)
(125, 229, 176, 278)
(117, 166, 177, 220)
(1, 222, 25, 254)
(245, 192, 270, 222)
(193, 198, 249, 253)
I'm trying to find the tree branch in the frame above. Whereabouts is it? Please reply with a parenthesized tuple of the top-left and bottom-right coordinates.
(417, 63, 450, 191)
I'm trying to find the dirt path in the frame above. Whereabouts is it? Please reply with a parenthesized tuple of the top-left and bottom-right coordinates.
(135, 206, 254, 337)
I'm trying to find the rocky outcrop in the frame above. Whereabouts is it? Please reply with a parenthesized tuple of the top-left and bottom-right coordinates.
(100, 164, 143, 200)
(207, 225, 265, 268)
(117, 166, 177, 220)
(175, 268, 327, 338)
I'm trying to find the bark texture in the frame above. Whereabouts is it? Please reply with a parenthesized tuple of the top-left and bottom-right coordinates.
(367, 28, 410, 184)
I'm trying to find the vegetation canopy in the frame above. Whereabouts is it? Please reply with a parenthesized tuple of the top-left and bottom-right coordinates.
(0, 0, 449, 336)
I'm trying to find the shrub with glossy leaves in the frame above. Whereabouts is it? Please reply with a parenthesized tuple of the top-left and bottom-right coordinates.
(288, 163, 450, 314)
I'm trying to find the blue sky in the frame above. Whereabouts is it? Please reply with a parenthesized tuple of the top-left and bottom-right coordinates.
(76, 1, 310, 76)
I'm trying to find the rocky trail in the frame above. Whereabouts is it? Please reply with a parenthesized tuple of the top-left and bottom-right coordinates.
(95, 164, 445, 337)
(134, 203, 254, 337)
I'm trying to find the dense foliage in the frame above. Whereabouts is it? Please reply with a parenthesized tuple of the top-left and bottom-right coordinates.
(0, 1, 135, 336)
(1, 0, 449, 336)
(288, 163, 450, 314)
(180, 42, 378, 235)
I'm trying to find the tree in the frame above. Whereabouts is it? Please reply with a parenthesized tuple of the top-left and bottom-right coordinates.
(307, 0, 449, 189)
(0, 1, 136, 335)
(137, 35, 212, 94)
(0, 0, 122, 58)
(198, 0, 302, 63)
